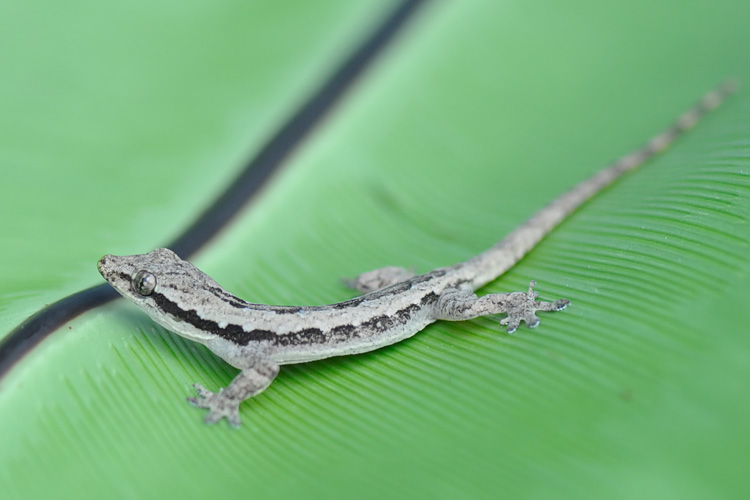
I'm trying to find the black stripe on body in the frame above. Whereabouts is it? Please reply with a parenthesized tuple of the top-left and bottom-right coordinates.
(152, 293, 274, 345)
(206, 286, 251, 309)
(151, 290, 441, 347)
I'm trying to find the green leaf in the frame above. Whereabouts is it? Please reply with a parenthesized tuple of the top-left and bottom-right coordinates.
(2, 1, 750, 499)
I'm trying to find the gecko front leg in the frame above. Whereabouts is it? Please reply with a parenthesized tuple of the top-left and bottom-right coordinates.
(434, 281, 570, 333)
(188, 358, 279, 427)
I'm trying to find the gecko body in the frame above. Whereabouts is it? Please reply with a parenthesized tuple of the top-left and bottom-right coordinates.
(98, 83, 734, 427)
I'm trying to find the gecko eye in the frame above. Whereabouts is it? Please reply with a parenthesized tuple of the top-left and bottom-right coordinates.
(132, 270, 157, 296)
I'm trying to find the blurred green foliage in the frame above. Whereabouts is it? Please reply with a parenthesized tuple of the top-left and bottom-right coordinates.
(1, 1, 749, 498)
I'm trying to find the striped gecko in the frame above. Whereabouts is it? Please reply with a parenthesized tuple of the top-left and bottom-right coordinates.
(98, 82, 734, 427)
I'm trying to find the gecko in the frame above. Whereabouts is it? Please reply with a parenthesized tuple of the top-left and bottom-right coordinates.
(97, 82, 735, 427)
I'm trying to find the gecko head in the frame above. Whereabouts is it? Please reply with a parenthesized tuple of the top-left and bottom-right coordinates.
(98, 248, 231, 342)
(97, 248, 202, 305)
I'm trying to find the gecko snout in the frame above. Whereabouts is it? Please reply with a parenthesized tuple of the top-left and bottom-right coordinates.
(97, 255, 112, 275)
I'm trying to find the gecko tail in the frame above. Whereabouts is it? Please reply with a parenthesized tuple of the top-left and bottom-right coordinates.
(457, 80, 737, 289)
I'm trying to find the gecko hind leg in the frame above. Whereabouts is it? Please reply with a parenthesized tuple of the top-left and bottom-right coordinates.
(344, 266, 416, 294)
(188, 359, 279, 428)
(434, 281, 570, 333)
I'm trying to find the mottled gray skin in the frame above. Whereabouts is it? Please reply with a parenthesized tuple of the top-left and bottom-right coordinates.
(97, 249, 567, 426)
(97, 82, 735, 427)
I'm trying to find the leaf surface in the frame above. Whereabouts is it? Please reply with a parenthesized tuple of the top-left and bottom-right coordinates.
(1, 1, 749, 498)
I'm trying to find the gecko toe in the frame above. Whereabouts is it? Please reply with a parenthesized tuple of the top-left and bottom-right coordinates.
(203, 411, 221, 425)
(525, 313, 541, 328)
(554, 299, 571, 310)
(188, 383, 221, 411)
(227, 412, 242, 428)
(536, 298, 570, 312)
(500, 316, 521, 334)
(192, 383, 213, 398)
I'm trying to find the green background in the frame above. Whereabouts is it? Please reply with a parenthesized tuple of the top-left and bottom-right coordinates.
(1, 0, 749, 498)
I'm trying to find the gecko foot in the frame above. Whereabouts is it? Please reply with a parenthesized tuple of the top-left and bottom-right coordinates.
(187, 383, 242, 428)
(499, 281, 570, 334)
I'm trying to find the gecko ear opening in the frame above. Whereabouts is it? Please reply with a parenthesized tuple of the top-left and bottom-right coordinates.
(132, 270, 157, 296)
